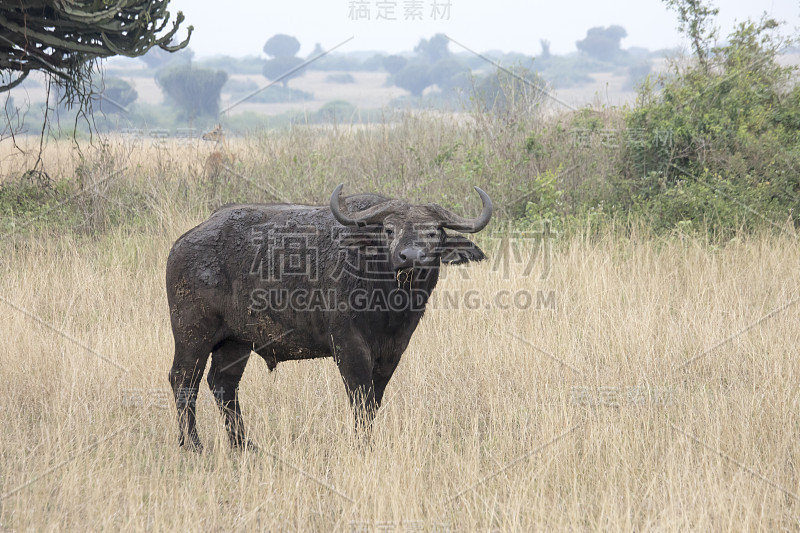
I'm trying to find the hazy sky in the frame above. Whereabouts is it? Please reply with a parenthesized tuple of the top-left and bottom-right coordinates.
(167, 0, 799, 59)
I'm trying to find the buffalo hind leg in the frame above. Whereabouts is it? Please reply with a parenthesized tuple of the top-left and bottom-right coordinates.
(207, 340, 256, 450)
(169, 342, 211, 452)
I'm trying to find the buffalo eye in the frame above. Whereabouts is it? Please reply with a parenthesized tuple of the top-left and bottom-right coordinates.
(384, 227, 394, 237)
(426, 230, 438, 239)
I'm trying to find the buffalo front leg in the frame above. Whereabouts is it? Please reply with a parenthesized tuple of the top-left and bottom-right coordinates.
(169, 342, 211, 452)
(207, 340, 256, 450)
(373, 362, 399, 409)
(333, 334, 376, 431)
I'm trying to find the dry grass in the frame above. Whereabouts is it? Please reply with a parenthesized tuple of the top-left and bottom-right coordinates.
(1, 136, 800, 531)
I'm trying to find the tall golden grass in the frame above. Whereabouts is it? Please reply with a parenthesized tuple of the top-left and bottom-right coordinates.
(1, 136, 799, 531)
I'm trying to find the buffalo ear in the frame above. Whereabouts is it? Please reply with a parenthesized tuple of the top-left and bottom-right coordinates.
(440, 234, 486, 265)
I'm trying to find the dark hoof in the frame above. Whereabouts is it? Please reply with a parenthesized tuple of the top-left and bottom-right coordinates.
(232, 438, 259, 452)
(180, 436, 204, 453)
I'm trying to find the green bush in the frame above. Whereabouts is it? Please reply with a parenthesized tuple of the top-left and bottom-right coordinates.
(618, 15, 799, 235)
(473, 66, 548, 113)
(313, 100, 357, 123)
(325, 73, 355, 84)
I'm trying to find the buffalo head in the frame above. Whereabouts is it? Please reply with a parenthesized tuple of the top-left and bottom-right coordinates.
(329, 183, 492, 276)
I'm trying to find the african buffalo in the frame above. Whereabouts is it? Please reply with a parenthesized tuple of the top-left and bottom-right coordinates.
(166, 184, 492, 451)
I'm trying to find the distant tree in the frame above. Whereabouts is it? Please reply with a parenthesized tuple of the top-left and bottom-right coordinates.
(414, 34, 451, 63)
(262, 56, 306, 87)
(576, 25, 628, 62)
(383, 55, 409, 75)
(394, 64, 433, 96)
(95, 78, 138, 113)
(263, 34, 301, 58)
(156, 65, 228, 118)
(360, 54, 385, 72)
(262, 34, 305, 86)
(386, 34, 461, 95)
(539, 39, 552, 59)
(308, 43, 325, 59)
(624, 61, 652, 90)
(430, 58, 470, 90)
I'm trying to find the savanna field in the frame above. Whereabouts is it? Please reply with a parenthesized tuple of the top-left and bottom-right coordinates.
(0, 117, 798, 532)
